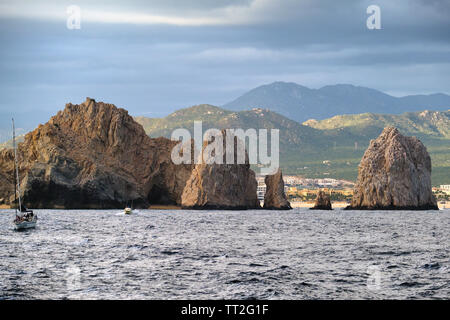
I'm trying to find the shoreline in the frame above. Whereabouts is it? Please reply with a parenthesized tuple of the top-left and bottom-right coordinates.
(291, 201, 449, 210)
(148, 205, 182, 210)
(1, 202, 448, 210)
(0, 204, 183, 210)
(290, 201, 349, 208)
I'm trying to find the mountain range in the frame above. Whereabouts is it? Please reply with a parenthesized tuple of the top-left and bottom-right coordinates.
(223, 81, 450, 123)
(2, 82, 449, 184)
(2, 81, 450, 144)
(3, 103, 449, 184)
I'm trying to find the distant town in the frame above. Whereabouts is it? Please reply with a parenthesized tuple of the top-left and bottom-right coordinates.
(257, 175, 450, 205)
(256, 175, 355, 203)
(433, 185, 450, 201)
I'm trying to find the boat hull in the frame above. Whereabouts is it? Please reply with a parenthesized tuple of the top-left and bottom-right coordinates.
(14, 216, 37, 230)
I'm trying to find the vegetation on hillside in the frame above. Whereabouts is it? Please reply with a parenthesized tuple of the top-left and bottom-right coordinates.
(135, 105, 450, 185)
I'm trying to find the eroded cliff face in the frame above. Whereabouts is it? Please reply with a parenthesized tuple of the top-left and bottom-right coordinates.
(347, 127, 438, 210)
(0, 98, 193, 208)
(311, 190, 332, 210)
(181, 129, 260, 209)
(0, 149, 14, 206)
(263, 169, 291, 210)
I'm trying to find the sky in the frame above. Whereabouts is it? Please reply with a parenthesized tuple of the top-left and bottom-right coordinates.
(0, 0, 449, 139)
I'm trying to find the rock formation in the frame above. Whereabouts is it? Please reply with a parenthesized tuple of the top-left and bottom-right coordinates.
(263, 169, 291, 210)
(346, 127, 438, 210)
(310, 190, 332, 210)
(181, 129, 260, 209)
(0, 150, 14, 205)
(0, 98, 193, 208)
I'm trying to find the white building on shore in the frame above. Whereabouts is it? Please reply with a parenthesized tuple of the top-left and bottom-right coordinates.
(440, 185, 450, 195)
(257, 181, 266, 200)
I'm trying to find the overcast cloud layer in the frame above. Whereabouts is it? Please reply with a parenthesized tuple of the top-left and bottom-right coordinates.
(0, 0, 449, 139)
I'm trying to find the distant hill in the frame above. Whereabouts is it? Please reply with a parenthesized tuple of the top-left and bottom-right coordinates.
(223, 81, 450, 123)
(135, 104, 330, 153)
(303, 109, 450, 139)
(135, 105, 450, 185)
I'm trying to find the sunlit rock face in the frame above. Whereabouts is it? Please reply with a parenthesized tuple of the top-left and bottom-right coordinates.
(263, 169, 291, 210)
(347, 127, 438, 210)
(181, 129, 260, 210)
(0, 98, 193, 208)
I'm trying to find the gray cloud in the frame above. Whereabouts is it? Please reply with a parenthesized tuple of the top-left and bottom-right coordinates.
(0, 0, 449, 137)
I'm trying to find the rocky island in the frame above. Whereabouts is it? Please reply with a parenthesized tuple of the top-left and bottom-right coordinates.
(346, 127, 438, 210)
(181, 129, 260, 209)
(0, 98, 195, 208)
(0, 98, 266, 209)
(310, 190, 332, 210)
(263, 169, 291, 210)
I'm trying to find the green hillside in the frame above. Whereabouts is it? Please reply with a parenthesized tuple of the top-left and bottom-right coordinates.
(135, 104, 331, 153)
(303, 110, 450, 139)
(135, 106, 450, 186)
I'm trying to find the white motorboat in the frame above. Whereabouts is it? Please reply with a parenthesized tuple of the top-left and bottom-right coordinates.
(124, 199, 139, 214)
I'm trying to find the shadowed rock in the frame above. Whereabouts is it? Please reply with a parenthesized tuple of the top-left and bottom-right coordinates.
(263, 169, 291, 210)
(310, 190, 332, 210)
(346, 127, 438, 210)
(181, 129, 260, 209)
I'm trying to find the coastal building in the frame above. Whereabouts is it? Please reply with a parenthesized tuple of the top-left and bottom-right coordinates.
(440, 185, 450, 195)
(286, 187, 354, 201)
(257, 181, 266, 200)
(317, 178, 338, 187)
(333, 189, 354, 196)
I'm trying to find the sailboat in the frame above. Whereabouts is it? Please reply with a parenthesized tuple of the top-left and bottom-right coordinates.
(12, 118, 37, 230)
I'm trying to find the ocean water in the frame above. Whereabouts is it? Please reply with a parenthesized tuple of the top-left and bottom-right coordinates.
(0, 208, 448, 300)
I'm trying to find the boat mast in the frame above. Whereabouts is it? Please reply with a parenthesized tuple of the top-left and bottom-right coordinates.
(12, 118, 22, 214)
(12, 119, 17, 215)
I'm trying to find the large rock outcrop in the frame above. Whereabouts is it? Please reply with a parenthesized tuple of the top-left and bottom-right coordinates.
(181, 129, 260, 209)
(310, 190, 332, 210)
(263, 169, 291, 210)
(347, 127, 438, 210)
(0, 98, 193, 208)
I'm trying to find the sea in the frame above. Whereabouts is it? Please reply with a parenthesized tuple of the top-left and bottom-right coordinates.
(0, 209, 449, 300)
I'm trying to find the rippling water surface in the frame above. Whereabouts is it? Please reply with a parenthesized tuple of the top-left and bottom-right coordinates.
(0, 209, 449, 299)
